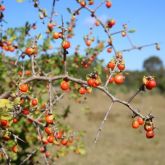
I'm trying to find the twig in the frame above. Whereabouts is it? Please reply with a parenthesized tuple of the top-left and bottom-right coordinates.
(94, 102, 114, 143)
(0, 145, 11, 165)
(48, 81, 53, 114)
(19, 150, 37, 165)
(127, 84, 145, 103)
(0, 92, 11, 99)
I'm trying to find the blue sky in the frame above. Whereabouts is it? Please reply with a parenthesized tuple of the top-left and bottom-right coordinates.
(2, 0, 165, 70)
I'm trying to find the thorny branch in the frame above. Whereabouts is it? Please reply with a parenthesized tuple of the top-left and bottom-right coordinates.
(19, 150, 37, 165)
(94, 102, 114, 143)
(0, 0, 159, 164)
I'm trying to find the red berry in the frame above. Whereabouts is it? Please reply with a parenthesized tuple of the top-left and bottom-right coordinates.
(146, 130, 155, 139)
(55, 131, 63, 139)
(61, 139, 68, 146)
(53, 32, 60, 39)
(44, 127, 53, 135)
(132, 120, 139, 129)
(107, 19, 115, 28)
(87, 78, 95, 87)
(31, 98, 38, 106)
(107, 61, 115, 70)
(11, 145, 18, 153)
(22, 108, 30, 115)
(117, 63, 125, 71)
(137, 117, 144, 125)
(19, 84, 28, 93)
(40, 147, 45, 153)
(114, 74, 125, 85)
(62, 41, 71, 49)
(47, 135, 54, 143)
(45, 114, 54, 124)
(109, 76, 114, 83)
(60, 81, 69, 90)
(0, 5, 5, 11)
(13, 118, 18, 124)
(107, 47, 112, 53)
(45, 151, 50, 157)
(145, 80, 157, 90)
(79, 87, 86, 95)
(25, 47, 34, 55)
(106, 1, 112, 8)
(0, 119, 9, 127)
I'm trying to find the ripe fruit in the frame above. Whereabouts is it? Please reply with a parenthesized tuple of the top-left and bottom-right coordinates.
(94, 79, 101, 87)
(19, 84, 28, 93)
(3, 134, 11, 141)
(25, 47, 34, 55)
(53, 32, 60, 39)
(62, 41, 71, 49)
(107, 19, 115, 28)
(95, 20, 100, 26)
(40, 147, 45, 153)
(0, 5, 5, 11)
(61, 139, 68, 146)
(80, 0, 86, 7)
(55, 131, 63, 139)
(47, 23, 54, 31)
(118, 63, 125, 71)
(47, 135, 54, 143)
(31, 98, 38, 106)
(60, 81, 69, 90)
(25, 70, 31, 76)
(42, 138, 49, 145)
(45, 151, 50, 157)
(85, 40, 92, 47)
(11, 145, 18, 153)
(114, 74, 125, 84)
(13, 118, 18, 124)
(107, 47, 112, 53)
(0, 119, 9, 127)
(45, 114, 54, 124)
(145, 79, 157, 90)
(146, 130, 155, 139)
(88, 0, 94, 5)
(107, 61, 115, 70)
(22, 108, 30, 115)
(132, 120, 139, 129)
(8, 46, 15, 52)
(137, 117, 144, 125)
(44, 127, 53, 135)
(87, 78, 95, 87)
(106, 1, 112, 8)
(79, 87, 86, 94)
(109, 76, 114, 83)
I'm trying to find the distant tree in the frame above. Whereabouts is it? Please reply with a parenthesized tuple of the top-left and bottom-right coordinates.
(143, 56, 164, 73)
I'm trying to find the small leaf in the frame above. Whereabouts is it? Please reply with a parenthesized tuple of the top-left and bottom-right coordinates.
(128, 29, 136, 33)
(0, 99, 13, 109)
(67, 8, 72, 14)
(16, 0, 25, 2)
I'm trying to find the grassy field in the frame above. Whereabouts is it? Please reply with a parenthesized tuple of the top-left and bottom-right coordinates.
(51, 91, 165, 165)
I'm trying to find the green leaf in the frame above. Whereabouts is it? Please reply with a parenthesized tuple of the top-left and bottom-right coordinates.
(16, 0, 25, 2)
(128, 29, 136, 33)
(0, 99, 13, 109)
(67, 8, 72, 14)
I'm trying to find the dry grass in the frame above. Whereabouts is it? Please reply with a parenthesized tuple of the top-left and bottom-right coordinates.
(54, 91, 165, 165)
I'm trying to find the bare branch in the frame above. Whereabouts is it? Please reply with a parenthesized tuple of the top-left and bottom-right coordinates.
(94, 102, 114, 143)
(19, 150, 37, 165)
